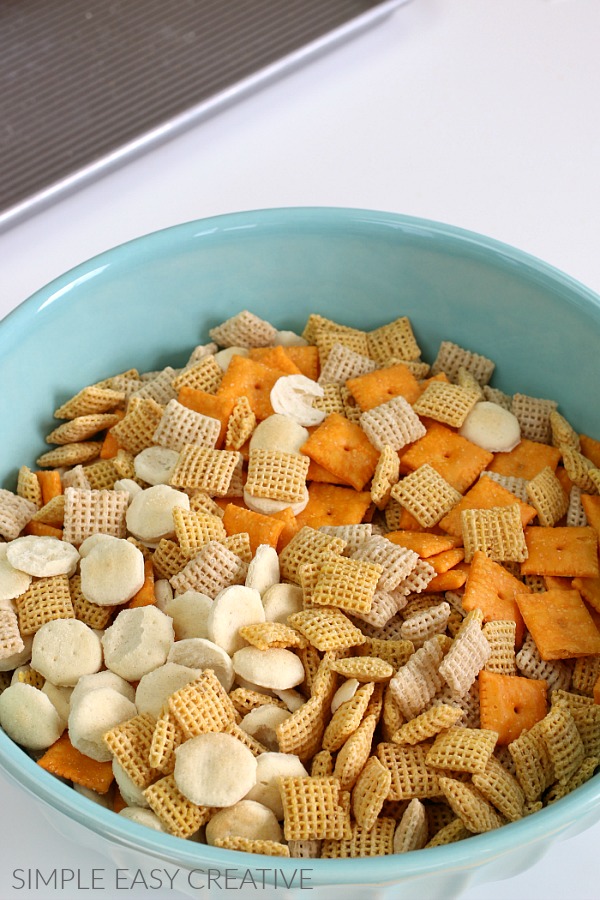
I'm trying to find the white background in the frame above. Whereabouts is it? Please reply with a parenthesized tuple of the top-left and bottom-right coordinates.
(1, 1, 600, 898)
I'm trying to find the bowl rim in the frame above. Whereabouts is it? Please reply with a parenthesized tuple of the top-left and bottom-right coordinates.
(1, 205, 599, 885)
(3, 206, 600, 339)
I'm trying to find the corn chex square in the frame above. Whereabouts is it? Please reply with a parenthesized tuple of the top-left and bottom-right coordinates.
(461, 503, 528, 563)
(367, 317, 421, 363)
(15, 575, 74, 636)
(279, 776, 349, 841)
(413, 381, 481, 428)
(310, 556, 382, 615)
(392, 464, 462, 528)
(169, 445, 240, 495)
(144, 774, 213, 838)
(110, 397, 164, 455)
(245, 448, 309, 503)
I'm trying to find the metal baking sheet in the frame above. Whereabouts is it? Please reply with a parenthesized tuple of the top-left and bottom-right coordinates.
(0, 0, 408, 230)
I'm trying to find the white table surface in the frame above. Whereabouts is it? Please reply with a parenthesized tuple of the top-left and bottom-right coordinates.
(1, 1, 600, 898)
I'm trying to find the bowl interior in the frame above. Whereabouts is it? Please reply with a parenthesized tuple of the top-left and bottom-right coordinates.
(1, 207, 599, 887)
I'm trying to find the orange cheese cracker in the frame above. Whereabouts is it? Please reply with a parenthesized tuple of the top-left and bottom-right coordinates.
(521, 526, 600, 578)
(38, 732, 114, 793)
(248, 345, 303, 375)
(222, 503, 285, 554)
(386, 531, 460, 557)
(282, 345, 320, 381)
(479, 670, 548, 745)
(295, 483, 372, 530)
(346, 363, 422, 410)
(515, 588, 600, 659)
(177, 386, 234, 447)
(217, 355, 288, 421)
(462, 551, 527, 646)
(401, 422, 493, 493)
(439, 477, 537, 537)
(300, 413, 379, 491)
(581, 494, 600, 540)
(487, 439, 561, 480)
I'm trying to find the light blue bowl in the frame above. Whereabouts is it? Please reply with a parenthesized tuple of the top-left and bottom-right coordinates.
(1, 207, 599, 899)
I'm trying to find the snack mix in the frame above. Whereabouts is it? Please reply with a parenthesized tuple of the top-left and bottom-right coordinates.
(0, 308, 599, 859)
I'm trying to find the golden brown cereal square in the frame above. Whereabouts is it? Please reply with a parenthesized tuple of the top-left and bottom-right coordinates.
(36, 442, 103, 469)
(289, 607, 367, 653)
(144, 774, 213, 838)
(278, 525, 346, 583)
(167, 670, 236, 739)
(54, 385, 125, 420)
(538, 704, 585, 785)
(460, 504, 528, 563)
(438, 777, 505, 833)
(412, 381, 480, 428)
(392, 464, 462, 529)
(376, 742, 441, 801)
(425, 726, 498, 775)
(526, 466, 569, 527)
(103, 712, 158, 788)
(367, 317, 421, 363)
(311, 555, 382, 615)
(169, 445, 240, 495)
(110, 397, 164, 455)
(245, 448, 310, 503)
(279, 776, 348, 841)
(370, 445, 400, 509)
(515, 589, 600, 659)
(15, 575, 75, 636)
(300, 413, 379, 492)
